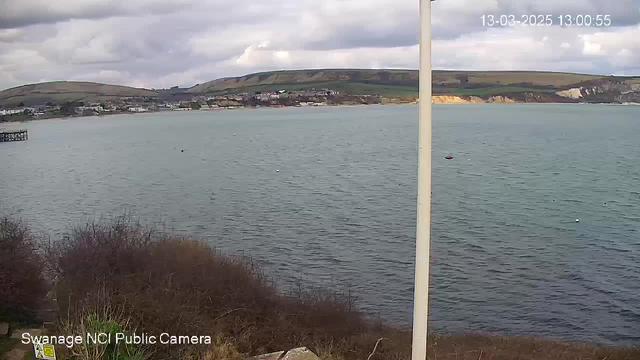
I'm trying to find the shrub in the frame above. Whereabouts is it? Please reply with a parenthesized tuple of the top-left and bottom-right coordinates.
(47, 217, 640, 360)
(58, 288, 146, 360)
(0, 216, 47, 323)
(47, 216, 155, 299)
(49, 217, 367, 360)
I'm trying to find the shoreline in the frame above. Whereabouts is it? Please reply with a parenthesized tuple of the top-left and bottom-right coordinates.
(2, 100, 639, 124)
(1, 215, 638, 360)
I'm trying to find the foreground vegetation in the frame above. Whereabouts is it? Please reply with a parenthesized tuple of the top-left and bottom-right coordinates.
(1, 215, 638, 360)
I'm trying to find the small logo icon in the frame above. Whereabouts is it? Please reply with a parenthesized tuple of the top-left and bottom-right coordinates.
(33, 343, 56, 360)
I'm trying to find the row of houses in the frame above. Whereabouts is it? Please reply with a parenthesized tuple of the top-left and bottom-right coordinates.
(286, 89, 340, 97)
(0, 108, 26, 116)
(1, 88, 344, 118)
(198, 89, 340, 103)
(74, 104, 149, 114)
(0, 106, 48, 116)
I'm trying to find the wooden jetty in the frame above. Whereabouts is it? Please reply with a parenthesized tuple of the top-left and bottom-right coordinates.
(0, 129, 28, 142)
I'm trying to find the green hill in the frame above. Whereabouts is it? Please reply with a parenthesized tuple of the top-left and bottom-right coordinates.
(187, 69, 609, 97)
(2, 70, 639, 107)
(0, 81, 158, 107)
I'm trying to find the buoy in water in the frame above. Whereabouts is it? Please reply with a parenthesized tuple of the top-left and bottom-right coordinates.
(576, 219, 580, 223)
(276, 169, 280, 172)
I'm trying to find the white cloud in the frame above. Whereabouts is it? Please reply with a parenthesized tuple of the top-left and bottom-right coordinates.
(436, 0, 499, 15)
(582, 40, 604, 55)
(0, 0, 639, 90)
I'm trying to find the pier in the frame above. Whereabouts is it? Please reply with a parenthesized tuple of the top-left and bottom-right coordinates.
(0, 129, 28, 142)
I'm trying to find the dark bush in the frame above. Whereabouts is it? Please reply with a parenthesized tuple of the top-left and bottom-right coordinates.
(48, 217, 367, 359)
(0, 216, 47, 323)
(47, 217, 155, 299)
(46, 216, 640, 360)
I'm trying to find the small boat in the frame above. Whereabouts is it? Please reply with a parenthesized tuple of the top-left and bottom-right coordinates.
(445, 154, 454, 160)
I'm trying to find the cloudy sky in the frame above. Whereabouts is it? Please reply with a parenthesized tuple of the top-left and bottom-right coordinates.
(1, 0, 639, 90)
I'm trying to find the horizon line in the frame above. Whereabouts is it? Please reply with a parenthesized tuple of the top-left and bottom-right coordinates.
(1, 68, 637, 93)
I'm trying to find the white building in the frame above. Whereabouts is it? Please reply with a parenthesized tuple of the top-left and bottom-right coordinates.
(0, 108, 25, 116)
(128, 106, 148, 113)
(76, 105, 104, 113)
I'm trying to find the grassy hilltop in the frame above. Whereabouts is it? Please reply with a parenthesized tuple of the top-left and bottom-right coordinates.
(2, 69, 640, 107)
(187, 69, 608, 97)
(0, 81, 159, 107)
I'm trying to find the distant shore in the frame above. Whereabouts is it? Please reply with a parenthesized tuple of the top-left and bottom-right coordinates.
(3, 98, 640, 125)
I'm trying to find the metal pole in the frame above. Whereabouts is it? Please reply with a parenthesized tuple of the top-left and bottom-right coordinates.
(412, 1, 433, 360)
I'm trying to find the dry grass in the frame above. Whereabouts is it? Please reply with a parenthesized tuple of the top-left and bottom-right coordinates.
(1, 215, 632, 360)
(198, 337, 245, 360)
(57, 287, 145, 360)
(47, 216, 366, 359)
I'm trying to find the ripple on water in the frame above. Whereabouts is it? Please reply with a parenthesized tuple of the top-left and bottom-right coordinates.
(1, 105, 639, 346)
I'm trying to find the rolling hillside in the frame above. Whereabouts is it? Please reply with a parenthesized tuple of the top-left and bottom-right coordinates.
(2, 70, 639, 107)
(0, 81, 158, 107)
(187, 69, 609, 97)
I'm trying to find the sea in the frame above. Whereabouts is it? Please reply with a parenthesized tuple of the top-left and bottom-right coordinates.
(1, 104, 639, 346)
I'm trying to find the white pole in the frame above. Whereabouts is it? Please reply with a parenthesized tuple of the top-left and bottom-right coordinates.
(412, 1, 433, 360)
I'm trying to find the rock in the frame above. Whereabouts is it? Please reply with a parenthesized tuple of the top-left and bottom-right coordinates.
(281, 347, 320, 360)
(0, 322, 9, 336)
(247, 351, 285, 360)
(247, 348, 320, 360)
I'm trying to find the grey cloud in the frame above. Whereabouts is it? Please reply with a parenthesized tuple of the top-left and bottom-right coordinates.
(0, 0, 121, 29)
(1, 0, 640, 90)
(496, 0, 640, 26)
(303, 24, 418, 50)
(431, 0, 640, 40)
(0, 0, 275, 29)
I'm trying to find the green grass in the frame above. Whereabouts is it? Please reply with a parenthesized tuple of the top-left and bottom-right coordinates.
(434, 86, 555, 96)
(336, 83, 418, 97)
(206, 81, 419, 97)
(205, 82, 560, 98)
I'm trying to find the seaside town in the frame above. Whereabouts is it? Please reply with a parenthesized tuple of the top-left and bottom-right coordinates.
(0, 88, 401, 122)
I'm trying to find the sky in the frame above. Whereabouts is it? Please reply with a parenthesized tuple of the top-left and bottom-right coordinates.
(1, 0, 639, 90)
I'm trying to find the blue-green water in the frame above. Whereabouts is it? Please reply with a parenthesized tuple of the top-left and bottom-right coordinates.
(1, 104, 639, 345)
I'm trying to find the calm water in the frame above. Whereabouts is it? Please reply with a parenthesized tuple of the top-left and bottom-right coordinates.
(1, 104, 639, 345)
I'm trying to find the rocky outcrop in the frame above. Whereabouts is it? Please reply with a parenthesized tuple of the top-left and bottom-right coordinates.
(247, 351, 286, 360)
(556, 79, 640, 103)
(556, 88, 583, 99)
(432, 95, 522, 104)
(432, 95, 484, 104)
(248, 347, 320, 360)
(487, 96, 517, 103)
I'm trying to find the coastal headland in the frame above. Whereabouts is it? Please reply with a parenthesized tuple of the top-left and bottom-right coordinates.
(1, 69, 639, 121)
